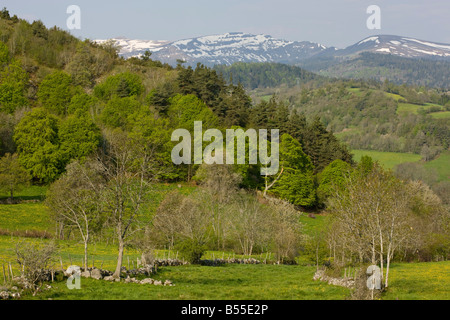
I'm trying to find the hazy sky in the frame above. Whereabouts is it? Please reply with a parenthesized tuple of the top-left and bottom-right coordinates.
(2, 0, 449, 48)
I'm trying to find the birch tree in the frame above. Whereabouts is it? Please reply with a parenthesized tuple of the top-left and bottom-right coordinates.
(46, 160, 102, 271)
(328, 164, 413, 288)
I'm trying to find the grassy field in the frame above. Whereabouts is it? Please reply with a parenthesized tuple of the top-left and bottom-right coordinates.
(12, 258, 450, 300)
(396, 102, 447, 117)
(423, 151, 450, 182)
(352, 150, 421, 169)
(299, 214, 329, 236)
(381, 89, 446, 117)
(383, 261, 450, 300)
(0, 185, 47, 201)
(430, 111, 450, 119)
(1, 182, 449, 300)
(348, 87, 364, 96)
(352, 149, 449, 183)
(0, 183, 198, 273)
(385, 92, 404, 101)
(397, 102, 421, 115)
(25, 264, 350, 300)
(0, 234, 295, 274)
(0, 202, 52, 233)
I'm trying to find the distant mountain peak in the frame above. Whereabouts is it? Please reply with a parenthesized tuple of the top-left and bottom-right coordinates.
(346, 35, 450, 58)
(94, 33, 450, 66)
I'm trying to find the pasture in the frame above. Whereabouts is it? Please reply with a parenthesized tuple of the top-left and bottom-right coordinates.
(351, 150, 421, 169)
(0, 182, 449, 300)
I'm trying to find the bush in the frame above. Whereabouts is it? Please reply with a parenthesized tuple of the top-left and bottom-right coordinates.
(14, 240, 57, 293)
(175, 239, 207, 264)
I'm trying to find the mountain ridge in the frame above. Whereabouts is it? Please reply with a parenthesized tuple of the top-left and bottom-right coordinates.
(95, 33, 450, 66)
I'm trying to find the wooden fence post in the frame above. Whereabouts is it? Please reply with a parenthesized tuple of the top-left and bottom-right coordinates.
(6, 264, 10, 283)
(9, 262, 13, 280)
(2, 263, 6, 284)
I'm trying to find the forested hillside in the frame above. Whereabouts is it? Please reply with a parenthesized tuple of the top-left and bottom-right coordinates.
(285, 81, 450, 155)
(0, 10, 352, 209)
(215, 61, 449, 159)
(301, 52, 450, 89)
(214, 62, 324, 89)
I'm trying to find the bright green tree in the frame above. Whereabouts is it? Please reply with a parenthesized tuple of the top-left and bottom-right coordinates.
(0, 59, 28, 113)
(13, 108, 61, 182)
(37, 71, 76, 115)
(128, 108, 177, 180)
(94, 72, 144, 100)
(100, 96, 142, 128)
(58, 114, 102, 166)
(317, 159, 352, 203)
(270, 134, 316, 207)
(67, 93, 98, 115)
(168, 94, 218, 130)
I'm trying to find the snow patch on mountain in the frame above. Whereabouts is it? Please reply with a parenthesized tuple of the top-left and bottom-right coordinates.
(95, 38, 170, 58)
(358, 36, 380, 45)
(94, 33, 450, 66)
(338, 35, 450, 59)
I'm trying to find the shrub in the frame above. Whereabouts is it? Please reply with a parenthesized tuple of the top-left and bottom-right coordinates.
(175, 239, 207, 264)
(14, 240, 57, 294)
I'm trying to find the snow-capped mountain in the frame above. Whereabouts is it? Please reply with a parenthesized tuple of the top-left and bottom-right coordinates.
(96, 32, 329, 66)
(95, 33, 450, 66)
(94, 37, 170, 58)
(334, 35, 450, 59)
(162, 32, 328, 66)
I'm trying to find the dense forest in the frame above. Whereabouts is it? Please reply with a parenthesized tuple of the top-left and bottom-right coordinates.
(285, 80, 450, 154)
(300, 52, 450, 89)
(214, 62, 324, 90)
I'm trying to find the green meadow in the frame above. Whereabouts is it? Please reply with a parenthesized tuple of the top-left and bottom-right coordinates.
(1, 185, 450, 300)
(0, 156, 448, 301)
(27, 264, 350, 300)
(430, 111, 450, 119)
(383, 261, 450, 300)
(352, 150, 421, 169)
(423, 151, 450, 182)
(396, 102, 448, 117)
(352, 149, 449, 182)
(18, 261, 449, 300)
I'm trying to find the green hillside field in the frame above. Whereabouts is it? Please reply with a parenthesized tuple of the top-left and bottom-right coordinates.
(352, 150, 422, 169)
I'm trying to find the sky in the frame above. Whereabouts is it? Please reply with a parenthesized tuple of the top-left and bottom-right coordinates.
(2, 0, 449, 48)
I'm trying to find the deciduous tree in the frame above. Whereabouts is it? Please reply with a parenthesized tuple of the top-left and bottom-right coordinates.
(0, 152, 30, 201)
